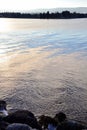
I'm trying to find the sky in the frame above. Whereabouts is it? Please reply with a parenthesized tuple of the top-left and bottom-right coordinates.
(0, 0, 87, 11)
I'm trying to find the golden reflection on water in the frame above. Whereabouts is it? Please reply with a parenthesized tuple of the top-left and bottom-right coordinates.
(0, 47, 52, 75)
(0, 46, 87, 88)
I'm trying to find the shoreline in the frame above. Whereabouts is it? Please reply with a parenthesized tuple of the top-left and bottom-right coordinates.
(0, 11, 87, 19)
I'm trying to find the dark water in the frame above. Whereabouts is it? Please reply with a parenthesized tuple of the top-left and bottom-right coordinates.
(0, 18, 87, 123)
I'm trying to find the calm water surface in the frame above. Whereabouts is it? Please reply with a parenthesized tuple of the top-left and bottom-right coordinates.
(0, 18, 87, 122)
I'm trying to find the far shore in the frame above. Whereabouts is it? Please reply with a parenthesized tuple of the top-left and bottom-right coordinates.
(0, 11, 87, 19)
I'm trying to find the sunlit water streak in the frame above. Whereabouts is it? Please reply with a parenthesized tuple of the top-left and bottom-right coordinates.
(0, 18, 87, 123)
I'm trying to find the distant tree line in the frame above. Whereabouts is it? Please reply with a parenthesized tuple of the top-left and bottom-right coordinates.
(0, 11, 87, 19)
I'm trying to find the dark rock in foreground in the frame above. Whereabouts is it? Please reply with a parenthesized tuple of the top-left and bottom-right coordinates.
(3, 110, 41, 130)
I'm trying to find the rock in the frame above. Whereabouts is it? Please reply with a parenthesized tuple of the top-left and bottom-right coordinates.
(3, 110, 42, 130)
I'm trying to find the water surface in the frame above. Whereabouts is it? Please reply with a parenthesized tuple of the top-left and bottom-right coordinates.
(0, 18, 87, 123)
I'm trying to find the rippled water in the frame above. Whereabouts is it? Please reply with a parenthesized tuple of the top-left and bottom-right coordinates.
(0, 18, 87, 123)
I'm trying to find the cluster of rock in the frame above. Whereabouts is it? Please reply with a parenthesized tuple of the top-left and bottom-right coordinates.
(0, 100, 87, 130)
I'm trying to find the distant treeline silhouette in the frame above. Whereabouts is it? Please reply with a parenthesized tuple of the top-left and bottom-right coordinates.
(0, 11, 87, 19)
